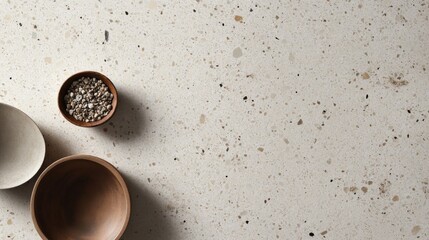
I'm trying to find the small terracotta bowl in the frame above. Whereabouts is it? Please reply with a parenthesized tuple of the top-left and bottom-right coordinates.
(58, 71, 118, 127)
(31, 155, 130, 240)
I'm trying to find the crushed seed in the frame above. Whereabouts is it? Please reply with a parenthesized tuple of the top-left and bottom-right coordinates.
(64, 77, 113, 122)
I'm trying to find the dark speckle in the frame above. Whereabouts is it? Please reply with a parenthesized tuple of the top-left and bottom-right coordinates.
(219, 83, 223, 87)
(193, 9, 196, 13)
(125, 11, 129, 15)
(297, 119, 303, 125)
(243, 96, 248, 101)
(18, 22, 22, 27)
(309, 232, 314, 237)
(245, 220, 249, 224)
(104, 30, 109, 42)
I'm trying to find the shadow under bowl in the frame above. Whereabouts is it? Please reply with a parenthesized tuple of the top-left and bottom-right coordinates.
(31, 155, 130, 240)
(58, 71, 118, 127)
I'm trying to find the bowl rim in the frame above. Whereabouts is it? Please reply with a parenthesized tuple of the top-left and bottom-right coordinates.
(0, 102, 46, 189)
(30, 154, 131, 240)
(58, 71, 118, 128)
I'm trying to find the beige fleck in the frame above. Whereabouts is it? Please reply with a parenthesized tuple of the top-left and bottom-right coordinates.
(379, 179, 391, 196)
(200, 114, 206, 124)
(289, 52, 295, 62)
(411, 225, 421, 235)
(44, 57, 52, 64)
(389, 77, 408, 87)
(389, 74, 408, 86)
(147, 0, 157, 9)
(233, 47, 243, 58)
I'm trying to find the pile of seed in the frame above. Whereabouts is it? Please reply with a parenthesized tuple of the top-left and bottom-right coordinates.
(64, 77, 113, 122)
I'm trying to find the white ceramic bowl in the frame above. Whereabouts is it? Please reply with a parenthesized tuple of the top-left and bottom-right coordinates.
(0, 103, 45, 189)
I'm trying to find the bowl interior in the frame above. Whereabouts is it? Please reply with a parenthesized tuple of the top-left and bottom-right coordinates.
(32, 158, 129, 240)
(0, 103, 45, 189)
(58, 71, 118, 127)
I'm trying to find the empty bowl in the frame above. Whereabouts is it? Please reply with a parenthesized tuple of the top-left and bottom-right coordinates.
(58, 71, 118, 127)
(0, 103, 45, 189)
(31, 155, 130, 240)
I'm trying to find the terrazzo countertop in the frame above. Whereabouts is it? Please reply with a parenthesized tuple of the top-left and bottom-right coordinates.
(0, 1, 428, 239)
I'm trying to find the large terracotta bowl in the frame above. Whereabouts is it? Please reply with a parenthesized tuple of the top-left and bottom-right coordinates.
(31, 155, 130, 240)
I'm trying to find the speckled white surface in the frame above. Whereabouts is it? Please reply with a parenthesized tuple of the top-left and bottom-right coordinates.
(0, 1, 428, 239)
